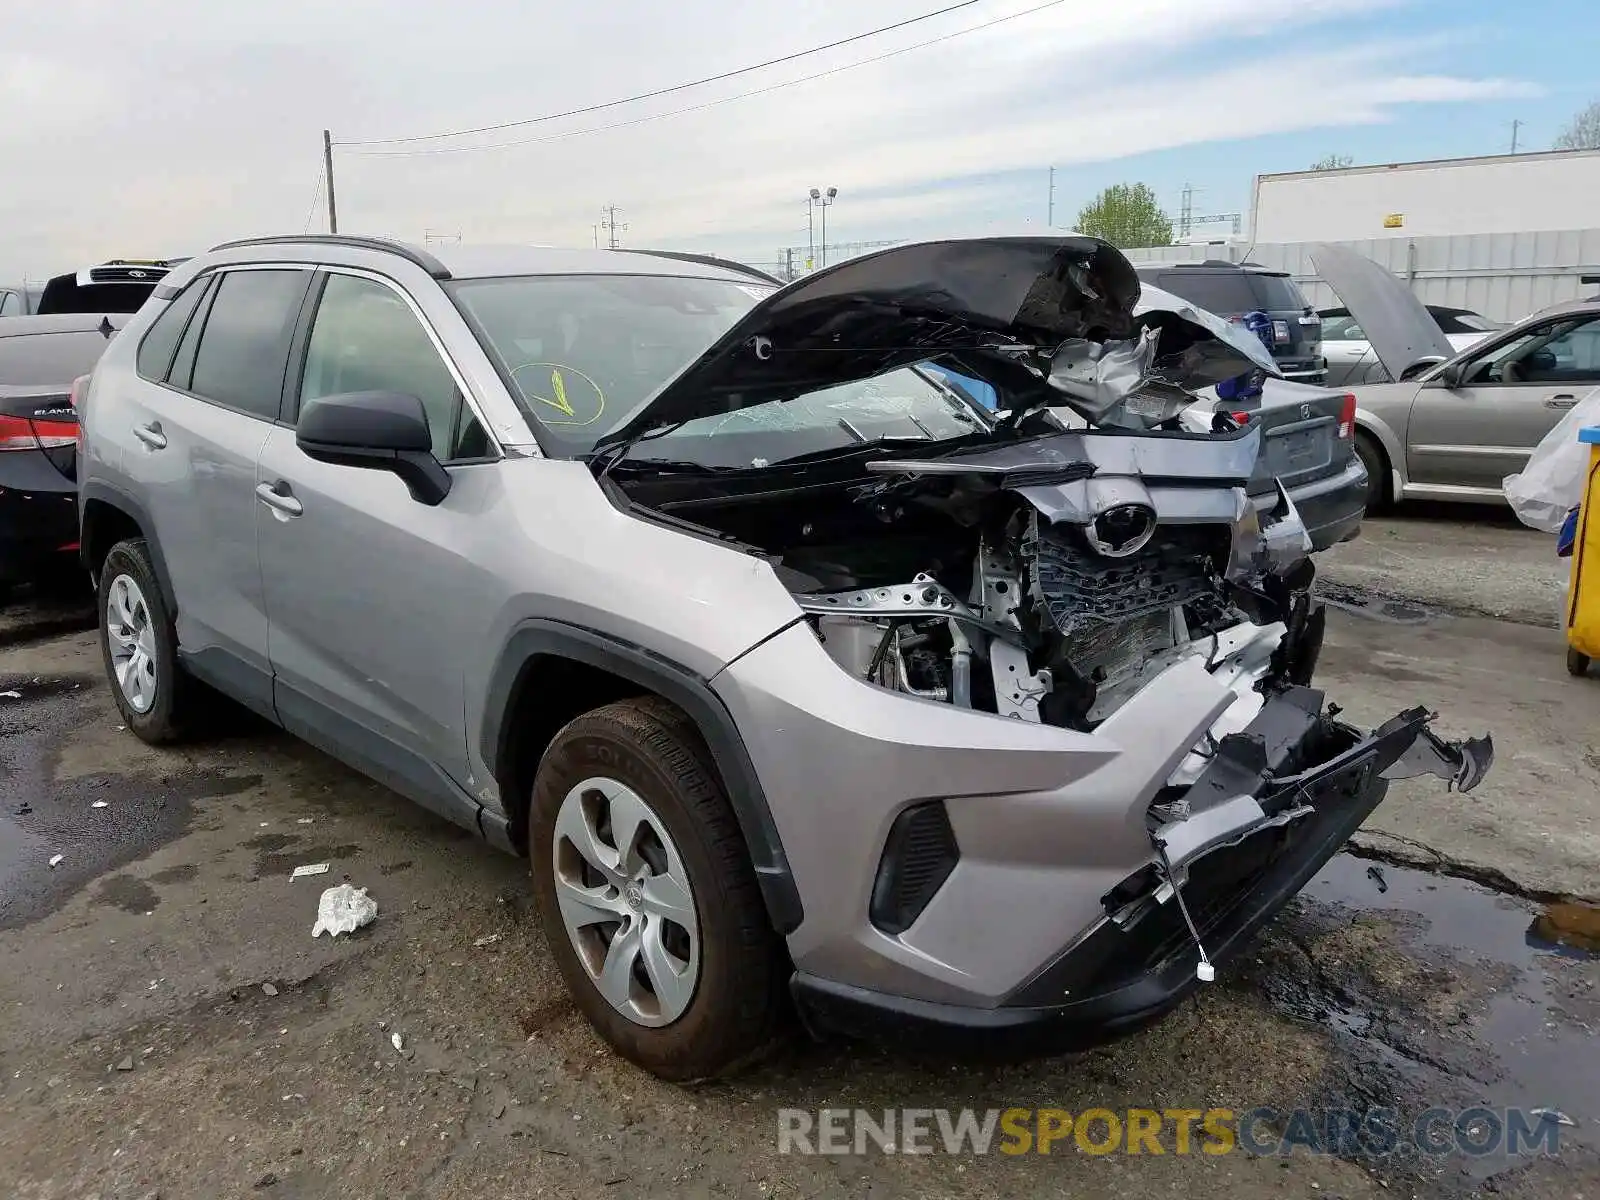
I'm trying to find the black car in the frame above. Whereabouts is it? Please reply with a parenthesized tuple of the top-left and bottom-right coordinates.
(1135, 260, 1325, 384)
(0, 314, 127, 589)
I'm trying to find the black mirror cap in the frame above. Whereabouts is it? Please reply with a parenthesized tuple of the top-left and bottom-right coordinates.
(296, 390, 433, 454)
(1431, 360, 1464, 388)
(296, 390, 451, 506)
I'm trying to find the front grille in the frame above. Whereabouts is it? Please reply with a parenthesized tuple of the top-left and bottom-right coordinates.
(87, 265, 170, 284)
(869, 802, 960, 935)
(1028, 516, 1228, 654)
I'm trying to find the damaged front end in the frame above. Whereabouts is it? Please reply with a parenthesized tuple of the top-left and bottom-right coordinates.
(591, 235, 1494, 1052)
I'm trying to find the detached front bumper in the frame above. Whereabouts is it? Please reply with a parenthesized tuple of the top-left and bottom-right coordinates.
(790, 694, 1491, 1054)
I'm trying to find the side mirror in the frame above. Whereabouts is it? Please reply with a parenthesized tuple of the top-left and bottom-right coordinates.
(1402, 355, 1448, 382)
(296, 390, 451, 506)
(1434, 361, 1466, 389)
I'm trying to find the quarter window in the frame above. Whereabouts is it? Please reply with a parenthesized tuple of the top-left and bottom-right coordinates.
(187, 269, 312, 419)
(299, 273, 488, 461)
(136, 278, 210, 382)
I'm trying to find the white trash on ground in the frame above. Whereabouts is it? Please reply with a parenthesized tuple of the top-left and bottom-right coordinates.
(290, 862, 330, 879)
(391, 1031, 404, 1053)
(47, 854, 63, 869)
(1503, 387, 1600, 532)
(311, 884, 378, 938)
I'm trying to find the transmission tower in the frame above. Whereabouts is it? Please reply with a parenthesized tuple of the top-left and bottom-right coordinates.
(600, 205, 627, 250)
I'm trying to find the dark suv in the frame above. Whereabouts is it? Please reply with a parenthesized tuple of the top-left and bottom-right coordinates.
(1135, 261, 1324, 384)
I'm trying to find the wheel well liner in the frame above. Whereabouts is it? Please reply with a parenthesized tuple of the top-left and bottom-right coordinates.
(481, 620, 804, 935)
(78, 483, 176, 612)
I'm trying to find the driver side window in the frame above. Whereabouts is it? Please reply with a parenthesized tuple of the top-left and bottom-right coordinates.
(299, 273, 491, 461)
(1464, 316, 1600, 386)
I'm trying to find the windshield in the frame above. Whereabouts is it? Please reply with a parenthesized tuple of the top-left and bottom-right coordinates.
(619, 367, 987, 469)
(449, 273, 768, 456)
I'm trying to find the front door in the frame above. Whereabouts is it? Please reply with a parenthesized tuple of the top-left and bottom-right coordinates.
(256, 270, 500, 817)
(1407, 312, 1600, 491)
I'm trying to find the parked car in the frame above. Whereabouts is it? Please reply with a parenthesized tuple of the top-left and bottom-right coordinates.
(1319, 303, 1505, 388)
(0, 314, 126, 590)
(77, 233, 1490, 1080)
(33, 260, 179, 316)
(0, 284, 42, 317)
(1313, 243, 1600, 509)
(1133, 260, 1325, 384)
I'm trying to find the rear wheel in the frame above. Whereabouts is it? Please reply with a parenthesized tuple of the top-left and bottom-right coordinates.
(1354, 430, 1391, 512)
(1567, 647, 1590, 677)
(529, 696, 787, 1081)
(97, 539, 193, 743)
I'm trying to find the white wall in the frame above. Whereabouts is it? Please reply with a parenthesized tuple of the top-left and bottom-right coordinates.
(1251, 151, 1600, 243)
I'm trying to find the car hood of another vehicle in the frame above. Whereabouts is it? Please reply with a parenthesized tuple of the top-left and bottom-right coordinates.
(1310, 243, 1457, 380)
(592, 237, 1281, 453)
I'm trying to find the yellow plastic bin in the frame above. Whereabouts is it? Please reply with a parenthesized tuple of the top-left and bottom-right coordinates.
(1565, 426, 1600, 676)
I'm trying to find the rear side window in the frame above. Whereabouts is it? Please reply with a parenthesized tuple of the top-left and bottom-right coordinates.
(1153, 270, 1306, 315)
(0, 330, 116, 384)
(136, 280, 210, 381)
(0, 291, 21, 316)
(187, 269, 312, 420)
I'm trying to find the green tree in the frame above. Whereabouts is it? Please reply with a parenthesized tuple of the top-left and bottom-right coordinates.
(1075, 183, 1172, 249)
(1310, 153, 1354, 170)
(1554, 101, 1600, 150)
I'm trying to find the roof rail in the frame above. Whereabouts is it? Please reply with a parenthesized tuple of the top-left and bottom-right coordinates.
(629, 249, 782, 286)
(207, 234, 452, 280)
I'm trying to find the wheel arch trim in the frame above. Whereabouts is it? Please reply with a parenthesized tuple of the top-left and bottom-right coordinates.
(78, 482, 177, 614)
(480, 618, 804, 935)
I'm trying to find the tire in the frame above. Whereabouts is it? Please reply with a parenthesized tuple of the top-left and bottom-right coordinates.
(529, 696, 787, 1081)
(1567, 647, 1590, 678)
(97, 538, 192, 743)
(1354, 430, 1391, 513)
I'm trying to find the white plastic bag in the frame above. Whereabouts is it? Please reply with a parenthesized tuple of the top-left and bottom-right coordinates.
(1503, 387, 1600, 533)
(311, 883, 378, 938)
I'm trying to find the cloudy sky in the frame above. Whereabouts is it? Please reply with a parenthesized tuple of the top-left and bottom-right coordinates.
(2, 0, 1590, 279)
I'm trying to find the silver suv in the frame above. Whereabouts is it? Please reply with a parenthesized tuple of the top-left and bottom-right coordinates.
(77, 234, 1493, 1080)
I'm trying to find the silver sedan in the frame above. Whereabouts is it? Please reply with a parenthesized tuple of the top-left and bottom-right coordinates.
(1314, 244, 1600, 509)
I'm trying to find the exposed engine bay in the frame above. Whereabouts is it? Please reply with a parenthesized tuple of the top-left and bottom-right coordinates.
(618, 420, 1326, 795)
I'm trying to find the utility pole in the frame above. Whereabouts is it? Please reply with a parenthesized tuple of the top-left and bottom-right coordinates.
(322, 129, 339, 234)
(600, 205, 626, 250)
(1047, 166, 1055, 227)
(1510, 119, 1524, 154)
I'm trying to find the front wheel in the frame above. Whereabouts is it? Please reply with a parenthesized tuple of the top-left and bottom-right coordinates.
(1568, 647, 1590, 677)
(1354, 430, 1391, 513)
(529, 696, 787, 1081)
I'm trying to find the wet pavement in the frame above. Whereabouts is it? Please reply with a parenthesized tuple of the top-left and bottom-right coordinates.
(0, 526, 1597, 1198)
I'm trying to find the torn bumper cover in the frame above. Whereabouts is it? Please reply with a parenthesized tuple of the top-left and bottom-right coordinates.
(790, 692, 1493, 1055)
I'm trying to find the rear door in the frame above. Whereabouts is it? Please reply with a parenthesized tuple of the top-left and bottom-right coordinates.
(122, 266, 314, 712)
(256, 268, 500, 812)
(1407, 312, 1600, 489)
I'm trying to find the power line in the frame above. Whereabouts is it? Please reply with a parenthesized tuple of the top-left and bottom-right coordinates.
(346, 0, 1068, 160)
(301, 164, 325, 233)
(335, 0, 984, 148)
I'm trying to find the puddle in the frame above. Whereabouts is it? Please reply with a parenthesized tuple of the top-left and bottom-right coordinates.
(1291, 855, 1598, 1175)
(1317, 582, 1437, 625)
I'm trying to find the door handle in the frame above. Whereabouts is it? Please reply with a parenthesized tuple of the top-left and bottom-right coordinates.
(132, 422, 167, 450)
(255, 481, 304, 518)
(1545, 395, 1579, 410)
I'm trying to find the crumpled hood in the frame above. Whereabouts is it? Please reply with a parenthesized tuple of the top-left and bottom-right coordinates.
(594, 237, 1287, 450)
(1311, 243, 1456, 380)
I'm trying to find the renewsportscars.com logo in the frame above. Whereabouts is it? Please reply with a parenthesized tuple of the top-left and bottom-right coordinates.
(777, 1106, 1569, 1159)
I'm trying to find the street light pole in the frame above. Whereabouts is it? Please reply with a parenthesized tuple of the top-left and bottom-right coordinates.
(811, 186, 837, 268)
(322, 129, 339, 234)
(807, 189, 818, 270)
